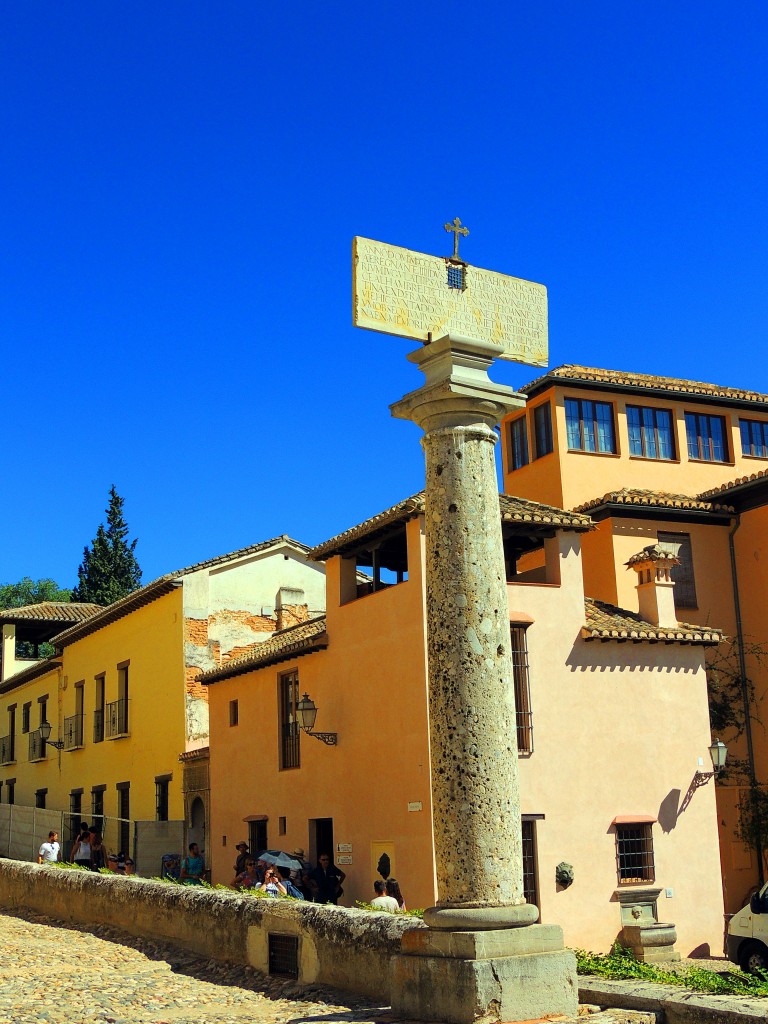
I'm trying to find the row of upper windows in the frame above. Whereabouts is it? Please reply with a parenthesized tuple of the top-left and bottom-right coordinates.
(508, 399, 768, 469)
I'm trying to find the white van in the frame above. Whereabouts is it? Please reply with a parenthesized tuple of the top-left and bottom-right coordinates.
(727, 886, 768, 972)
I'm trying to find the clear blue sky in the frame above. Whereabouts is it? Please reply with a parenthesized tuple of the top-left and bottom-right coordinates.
(2, 3, 767, 589)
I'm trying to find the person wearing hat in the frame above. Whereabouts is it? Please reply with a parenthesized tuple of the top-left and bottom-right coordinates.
(233, 841, 250, 877)
(290, 847, 312, 898)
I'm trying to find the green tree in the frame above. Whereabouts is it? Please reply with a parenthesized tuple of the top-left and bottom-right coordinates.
(71, 486, 142, 605)
(0, 577, 71, 609)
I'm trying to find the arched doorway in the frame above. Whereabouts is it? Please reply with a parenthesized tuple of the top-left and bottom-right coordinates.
(188, 796, 206, 854)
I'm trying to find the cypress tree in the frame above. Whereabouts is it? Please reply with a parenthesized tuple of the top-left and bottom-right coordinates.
(71, 486, 142, 605)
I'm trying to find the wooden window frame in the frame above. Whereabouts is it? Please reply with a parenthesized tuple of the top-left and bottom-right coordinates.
(279, 671, 300, 770)
(684, 411, 728, 463)
(533, 402, 553, 460)
(564, 397, 616, 454)
(626, 405, 675, 460)
(508, 416, 529, 471)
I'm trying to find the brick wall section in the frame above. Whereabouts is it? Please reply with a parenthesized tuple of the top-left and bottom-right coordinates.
(185, 618, 209, 645)
(209, 610, 278, 634)
(186, 666, 208, 701)
(276, 603, 310, 631)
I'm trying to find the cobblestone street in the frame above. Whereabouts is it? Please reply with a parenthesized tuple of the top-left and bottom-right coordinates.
(0, 909, 402, 1024)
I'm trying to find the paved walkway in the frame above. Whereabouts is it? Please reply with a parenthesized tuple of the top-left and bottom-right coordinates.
(0, 908, 654, 1024)
(0, 908, 398, 1024)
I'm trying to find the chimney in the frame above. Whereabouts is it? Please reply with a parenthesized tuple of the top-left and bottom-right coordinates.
(275, 587, 308, 631)
(625, 544, 680, 628)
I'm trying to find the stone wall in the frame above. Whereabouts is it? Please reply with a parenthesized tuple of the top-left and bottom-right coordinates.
(0, 860, 421, 1000)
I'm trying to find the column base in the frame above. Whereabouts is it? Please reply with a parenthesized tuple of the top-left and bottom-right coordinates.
(391, 925, 578, 1024)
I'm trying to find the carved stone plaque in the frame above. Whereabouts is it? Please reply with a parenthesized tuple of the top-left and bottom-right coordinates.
(353, 236, 548, 367)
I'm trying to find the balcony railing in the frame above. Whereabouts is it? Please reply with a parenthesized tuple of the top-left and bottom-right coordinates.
(28, 730, 45, 761)
(106, 698, 128, 738)
(64, 714, 84, 750)
(0, 734, 14, 765)
(93, 708, 104, 743)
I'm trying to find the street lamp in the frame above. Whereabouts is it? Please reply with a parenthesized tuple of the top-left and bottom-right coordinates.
(708, 738, 728, 774)
(38, 719, 64, 751)
(295, 693, 337, 746)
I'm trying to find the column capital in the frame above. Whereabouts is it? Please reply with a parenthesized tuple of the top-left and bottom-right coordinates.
(390, 334, 526, 433)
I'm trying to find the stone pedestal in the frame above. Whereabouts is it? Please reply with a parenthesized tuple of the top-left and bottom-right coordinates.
(621, 921, 680, 963)
(390, 335, 578, 1023)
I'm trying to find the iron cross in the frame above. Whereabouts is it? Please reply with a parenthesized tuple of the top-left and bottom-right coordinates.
(444, 217, 469, 260)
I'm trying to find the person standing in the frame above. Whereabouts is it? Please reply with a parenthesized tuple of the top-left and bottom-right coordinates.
(38, 831, 60, 864)
(233, 841, 249, 877)
(71, 829, 92, 869)
(180, 842, 205, 884)
(370, 879, 398, 912)
(386, 877, 406, 911)
(310, 853, 345, 904)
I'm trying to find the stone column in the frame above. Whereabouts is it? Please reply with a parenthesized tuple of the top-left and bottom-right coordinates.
(390, 334, 577, 1023)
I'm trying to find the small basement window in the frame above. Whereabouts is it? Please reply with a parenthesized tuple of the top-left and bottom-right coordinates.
(268, 934, 299, 978)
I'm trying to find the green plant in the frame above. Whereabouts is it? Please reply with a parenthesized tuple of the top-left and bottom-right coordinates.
(574, 945, 768, 997)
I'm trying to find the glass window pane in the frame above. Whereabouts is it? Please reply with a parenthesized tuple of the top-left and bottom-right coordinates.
(657, 410, 673, 460)
(595, 402, 614, 453)
(640, 407, 657, 459)
(710, 416, 725, 462)
(627, 406, 643, 456)
(581, 401, 596, 451)
(740, 419, 752, 456)
(685, 413, 699, 459)
(565, 399, 581, 450)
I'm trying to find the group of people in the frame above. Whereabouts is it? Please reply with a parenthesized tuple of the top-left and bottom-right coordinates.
(227, 842, 406, 912)
(37, 822, 134, 874)
(230, 845, 346, 903)
(371, 877, 407, 912)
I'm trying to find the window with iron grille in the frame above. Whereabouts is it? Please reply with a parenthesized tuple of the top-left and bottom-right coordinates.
(508, 417, 529, 470)
(511, 626, 533, 754)
(69, 791, 82, 845)
(685, 412, 728, 463)
(521, 818, 539, 910)
(91, 787, 105, 832)
(279, 671, 300, 770)
(268, 933, 299, 978)
(21, 703, 31, 734)
(94, 674, 105, 743)
(6, 779, 14, 805)
(616, 823, 655, 883)
(7, 706, 15, 763)
(106, 699, 129, 737)
(565, 398, 616, 454)
(156, 776, 170, 821)
(117, 783, 130, 855)
(657, 531, 697, 609)
(446, 264, 464, 290)
(533, 402, 553, 459)
(627, 406, 675, 460)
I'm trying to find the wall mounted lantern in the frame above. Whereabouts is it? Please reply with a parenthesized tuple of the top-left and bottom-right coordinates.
(296, 693, 337, 746)
(38, 719, 64, 751)
(680, 739, 727, 812)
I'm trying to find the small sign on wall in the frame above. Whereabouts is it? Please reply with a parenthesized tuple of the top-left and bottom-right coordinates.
(337, 855, 353, 865)
(408, 801, 423, 812)
(337, 843, 352, 853)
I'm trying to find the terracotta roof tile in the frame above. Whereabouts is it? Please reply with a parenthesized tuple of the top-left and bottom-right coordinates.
(0, 602, 102, 624)
(522, 364, 768, 406)
(582, 598, 721, 645)
(699, 468, 768, 500)
(200, 616, 328, 684)
(309, 492, 593, 561)
(573, 487, 735, 515)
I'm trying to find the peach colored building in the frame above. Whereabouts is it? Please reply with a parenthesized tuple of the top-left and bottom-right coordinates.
(500, 365, 768, 914)
(204, 493, 724, 956)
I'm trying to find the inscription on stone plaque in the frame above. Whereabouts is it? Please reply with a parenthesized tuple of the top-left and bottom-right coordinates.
(353, 236, 548, 367)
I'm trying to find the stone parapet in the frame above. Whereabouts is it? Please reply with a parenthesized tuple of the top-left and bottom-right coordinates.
(0, 860, 421, 1000)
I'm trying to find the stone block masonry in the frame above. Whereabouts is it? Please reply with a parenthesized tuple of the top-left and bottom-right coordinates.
(0, 860, 420, 1000)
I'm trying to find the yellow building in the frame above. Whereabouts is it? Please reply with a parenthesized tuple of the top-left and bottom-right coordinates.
(500, 364, 768, 913)
(203, 493, 725, 956)
(0, 537, 326, 866)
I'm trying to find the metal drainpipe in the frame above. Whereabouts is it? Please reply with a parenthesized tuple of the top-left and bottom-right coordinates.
(728, 513, 764, 886)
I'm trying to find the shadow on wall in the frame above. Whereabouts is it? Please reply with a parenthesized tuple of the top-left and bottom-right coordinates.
(657, 789, 681, 833)
(565, 639, 699, 676)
